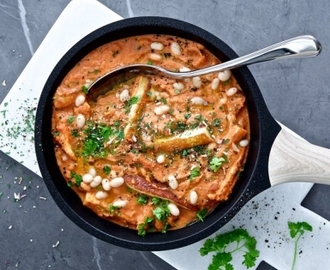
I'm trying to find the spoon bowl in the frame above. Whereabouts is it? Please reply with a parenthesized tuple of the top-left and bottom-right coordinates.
(87, 35, 321, 102)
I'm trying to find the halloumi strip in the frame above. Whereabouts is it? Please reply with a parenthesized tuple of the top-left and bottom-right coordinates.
(124, 76, 150, 142)
(124, 174, 198, 211)
(152, 127, 214, 152)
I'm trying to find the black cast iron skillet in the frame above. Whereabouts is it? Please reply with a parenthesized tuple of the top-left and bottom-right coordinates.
(35, 16, 330, 251)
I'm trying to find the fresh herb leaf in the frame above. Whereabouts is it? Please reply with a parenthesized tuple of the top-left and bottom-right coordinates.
(159, 97, 167, 104)
(71, 129, 79, 138)
(137, 194, 149, 205)
(153, 202, 170, 222)
(103, 165, 111, 175)
(288, 221, 313, 270)
(125, 96, 140, 113)
(67, 115, 75, 125)
(151, 198, 171, 233)
(82, 122, 123, 158)
(196, 208, 208, 221)
(152, 197, 161, 205)
(209, 156, 227, 172)
(212, 118, 221, 127)
(109, 204, 120, 214)
(223, 138, 230, 145)
(288, 221, 313, 238)
(190, 166, 200, 180)
(199, 228, 260, 269)
(81, 85, 89, 94)
(70, 172, 82, 187)
(137, 216, 155, 237)
(184, 112, 191, 119)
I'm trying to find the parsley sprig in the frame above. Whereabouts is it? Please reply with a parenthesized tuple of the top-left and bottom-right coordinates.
(288, 221, 313, 270)
(209, 155, 228, 172)
(199, 228, 260, 269)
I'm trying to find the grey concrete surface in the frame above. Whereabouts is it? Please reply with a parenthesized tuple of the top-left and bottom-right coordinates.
(1, 1, 329, 269)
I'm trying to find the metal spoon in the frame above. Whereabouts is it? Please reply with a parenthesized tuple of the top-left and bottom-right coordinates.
(87, 35, 321, 101)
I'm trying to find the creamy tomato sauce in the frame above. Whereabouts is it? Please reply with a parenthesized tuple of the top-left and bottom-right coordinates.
(52, 34, 249, 235)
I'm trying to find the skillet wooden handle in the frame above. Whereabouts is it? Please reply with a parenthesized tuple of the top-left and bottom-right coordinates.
(269, 123, 330, 186)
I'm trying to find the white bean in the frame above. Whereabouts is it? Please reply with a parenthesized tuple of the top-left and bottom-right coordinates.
(119, 89, 130, 102)
(191, 97, 207, 105)
(90, 181, 100, 188)
(112, 199, 127, 208)
(84, 79, 92, 89)
(192, 76, 202, 88)
(226, 87, 237, 96)
(173, 82, 184, 91)
(171, 42, 181, 56)
(101, 178, 111, 191)
(149, 53, 162, 61)
(150, 42, 164, 51)
(89, 168, 97, 177)
(239, 139, 249, 147)
(168, 174, 178, 190)
(75, 94, 85, 107)
(93, 175, 102, 184)
(220, 96, 227, 104)
(110, 177, 124, 188)
(179, 66, 190, 72)
(82, 173, 93, 183)
(154, 105, 170, 116)
(211, 78, 220, 90)
(76, 114, 86, 128)
(168, 203, 180, 216)
(95, 191, 108, 200)
(189, 190, 198, 205)
(218, 70, 231, 81)
(156, 154, 165, 164)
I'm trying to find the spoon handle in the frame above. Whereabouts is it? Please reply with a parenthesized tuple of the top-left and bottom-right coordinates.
(176, 35, 322, 78)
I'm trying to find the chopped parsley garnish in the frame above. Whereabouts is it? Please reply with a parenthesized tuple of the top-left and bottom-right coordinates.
(196, 208, 208, 221)
(67, 116, 75, 124)
(212, 118, 221, 127)
(82, 122, 124, 158)
(109, 204, 120, 215)
(70, 172, 82, 187)
(151, 197, 161, 205)
(190, 166, 200, 180)
(199, 228, 260, 269)
(137, 194, 149, 205)
(137, 216, 155, 237)
(81, 85, 89, 94)
(125, 96, 140, 113)
(151, 198, 171, 233)
(184, 112, 191, 119)
(71, 129, 79, 138)
(103, 165, 111, 175)
(209, 155, 228, 172)
(159, 97, 167, 104)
